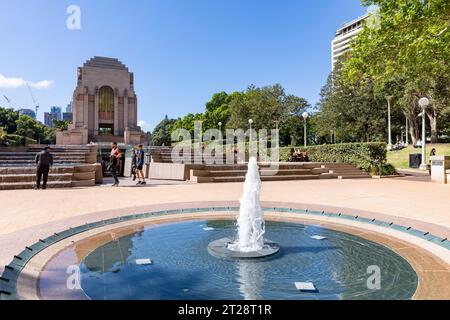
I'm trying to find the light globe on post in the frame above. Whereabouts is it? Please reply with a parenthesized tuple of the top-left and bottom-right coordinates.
(248, 119, 253, 143)
(418, 97, 429, 171)
(302, 112, 309, 147)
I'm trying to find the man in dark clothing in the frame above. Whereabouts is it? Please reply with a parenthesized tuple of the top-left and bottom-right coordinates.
(135, 144, 146, 185)
(109, 142, 121, 187)
(35, 146, 53, 190)
(130, 147, 137, 181)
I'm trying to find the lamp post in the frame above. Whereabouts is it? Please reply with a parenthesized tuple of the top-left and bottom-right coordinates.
(218, 122, 222, 133)
(405, 115, 409, 146)
(400, 126, 404, 144)
(419, 97, 429, 171)
(302, 112, 309, 147)
(386, 95, 394, 150)
(248, 119, 253, 142)
(339, 112, 344, 143)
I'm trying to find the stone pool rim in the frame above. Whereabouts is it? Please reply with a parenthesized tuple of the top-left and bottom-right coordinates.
(1, 203, 450, 300)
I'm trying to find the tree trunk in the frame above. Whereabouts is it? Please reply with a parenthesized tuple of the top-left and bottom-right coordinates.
(426, 106, 439, 143)
(406, 111, 420, 145)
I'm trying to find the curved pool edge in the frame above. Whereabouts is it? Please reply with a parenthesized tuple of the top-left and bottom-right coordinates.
(1, 203, 449, 300)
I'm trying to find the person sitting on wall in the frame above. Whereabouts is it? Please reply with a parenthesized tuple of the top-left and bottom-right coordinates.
(289, 148, 296, 162)
(299, 151, 309, 162)
(429, 148, 437, 175)
(414, 139, 423, 148)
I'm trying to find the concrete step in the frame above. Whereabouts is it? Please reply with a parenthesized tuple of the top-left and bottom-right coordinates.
(329, 169, 368, 175)
(196, 174, 321, 183)
(0, 181, 72, 190)
(0, 156, 86, 162)
(71, 179, 95, 187)
(321, 164, 356, 169)
(0, 152, 88, 156)
(193, 168, 315, 177)
(336, 174, 372, 179)
(0, 173, 73, 183)
(73, 171, 95, 181)
(0, 159, 87, 165)
(0, 166, 73, 175)
(193, 164, 313, 171)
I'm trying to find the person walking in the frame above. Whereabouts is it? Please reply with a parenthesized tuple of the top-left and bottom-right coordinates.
(35, 146, 53, 190)
(135, 144, 146, 185)
(130, 147, 137, 181)
(429, 148, 437, 175)
(109, 142, 121, 187)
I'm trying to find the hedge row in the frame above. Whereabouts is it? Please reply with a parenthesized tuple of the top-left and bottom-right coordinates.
(0, 134, 37, 147)
(280, 142, 387, 171)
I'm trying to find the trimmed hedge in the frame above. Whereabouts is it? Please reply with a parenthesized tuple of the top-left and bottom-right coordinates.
(280, 142, 387, 172)
(370, 163, 396, 176)
(0, 134, 37, 146)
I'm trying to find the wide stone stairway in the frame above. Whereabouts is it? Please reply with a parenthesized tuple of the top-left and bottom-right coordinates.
(150, 147, 371, 183)
(0, 145, 101, 190)
(190, 162, 371, 183)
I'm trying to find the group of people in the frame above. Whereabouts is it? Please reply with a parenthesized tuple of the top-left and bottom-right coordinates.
(289, 148, 309, 162)
(109, 142, 146, 187)
(33, 143, 147, 190)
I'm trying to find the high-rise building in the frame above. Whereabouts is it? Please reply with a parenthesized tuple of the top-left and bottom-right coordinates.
(331, 14, 368, 70)
(63, 112, 73, 122)
(66, 102, 72, 113)
(18, 108, 36, 119)
(50, 106, 62, 121)
(44, 112, 57, 128)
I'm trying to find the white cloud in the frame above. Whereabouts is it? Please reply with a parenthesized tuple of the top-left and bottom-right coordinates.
(0, 74, 54, 89)
(138, 120, 151, 132)
(29, 80, 54, 89)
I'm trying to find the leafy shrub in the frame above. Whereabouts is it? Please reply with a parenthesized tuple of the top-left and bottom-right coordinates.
(280, 142, 387, 172)
(0, 134, 36, 146)
(370, 163, 397, 176)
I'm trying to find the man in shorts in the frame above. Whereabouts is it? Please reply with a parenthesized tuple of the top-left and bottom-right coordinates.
(135, 144, 146, 185)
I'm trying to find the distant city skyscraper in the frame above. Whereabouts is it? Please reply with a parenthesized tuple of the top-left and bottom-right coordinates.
(63, 112, 73, 122)
(66, 102, 72, 113)
(44, 112, 57, 128)
(18, 108, 36, 120)
(50, 106, 62, 121)
(331, 14, 368, 70)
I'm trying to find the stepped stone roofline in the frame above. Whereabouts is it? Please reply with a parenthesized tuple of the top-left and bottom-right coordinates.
(83, 56, 129, 71)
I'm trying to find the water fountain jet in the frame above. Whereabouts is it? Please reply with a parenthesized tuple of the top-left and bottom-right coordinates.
(208, 157, 280, 259)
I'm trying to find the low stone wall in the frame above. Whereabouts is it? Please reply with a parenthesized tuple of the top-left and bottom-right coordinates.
(148, 163, 190, 181)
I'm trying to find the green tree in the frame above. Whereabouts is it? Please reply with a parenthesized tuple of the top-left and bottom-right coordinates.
(0, 107, 20, 134)
(15, 114, 55, 144)
(151, 115, 176, 146)
(227, 84, 309, 145)
(170, 113, 204, 138)
(203, 91, 232, 131)
(53, 120, 71, 131)
(344, 0, 450, 143)
(315, 61, 387, 143)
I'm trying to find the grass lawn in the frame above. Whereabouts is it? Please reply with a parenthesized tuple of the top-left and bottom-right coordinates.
(387, 143, 450, 169)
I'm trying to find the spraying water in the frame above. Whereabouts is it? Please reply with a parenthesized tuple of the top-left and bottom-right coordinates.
(228, 157, 266, 252)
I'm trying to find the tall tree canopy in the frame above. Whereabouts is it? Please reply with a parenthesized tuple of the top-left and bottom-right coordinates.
(343, 0, 450, 143)
(151, 115, 176, 146)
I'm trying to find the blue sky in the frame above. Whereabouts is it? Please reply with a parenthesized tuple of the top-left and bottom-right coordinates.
(0, 0, 368, 130)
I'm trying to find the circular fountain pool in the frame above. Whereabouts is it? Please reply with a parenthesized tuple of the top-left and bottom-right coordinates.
(77, 219, 418, 300)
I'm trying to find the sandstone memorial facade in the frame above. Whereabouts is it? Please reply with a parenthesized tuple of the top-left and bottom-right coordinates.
(57, 56, 145, 145)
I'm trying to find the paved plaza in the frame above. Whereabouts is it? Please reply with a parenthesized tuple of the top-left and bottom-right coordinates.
(2, 177, 450, 237)
(1, 176, 449, 267)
